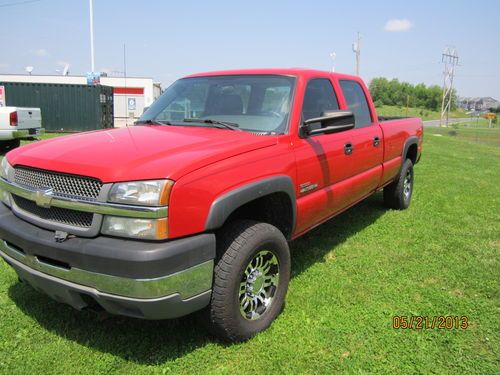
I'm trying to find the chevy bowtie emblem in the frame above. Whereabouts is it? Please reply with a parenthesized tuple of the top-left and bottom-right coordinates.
(34, 188, 54, 208)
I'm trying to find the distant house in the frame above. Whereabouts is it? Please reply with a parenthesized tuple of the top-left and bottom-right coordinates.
(459, 97, 499, 111)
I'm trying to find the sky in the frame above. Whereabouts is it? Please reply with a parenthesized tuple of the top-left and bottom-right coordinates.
(0, 0, 499, 99)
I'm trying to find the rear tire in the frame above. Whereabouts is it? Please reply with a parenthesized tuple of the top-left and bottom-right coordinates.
(383, 158, 414, 210)
(206, 220, 291, 342)
(1, 139, 21, 153)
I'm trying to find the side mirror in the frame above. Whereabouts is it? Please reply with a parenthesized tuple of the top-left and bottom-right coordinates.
(301, 110, 355, 136)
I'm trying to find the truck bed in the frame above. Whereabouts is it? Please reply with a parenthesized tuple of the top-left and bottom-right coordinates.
(378, 115, 410, 122)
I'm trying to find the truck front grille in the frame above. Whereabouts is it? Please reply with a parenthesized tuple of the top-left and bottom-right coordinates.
(12, 195, 94, 228)
(14, 166, 102, 201)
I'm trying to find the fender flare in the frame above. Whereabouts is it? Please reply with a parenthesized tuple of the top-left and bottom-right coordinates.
(204, 176, 296, 235)
(402, 135, 419, 163)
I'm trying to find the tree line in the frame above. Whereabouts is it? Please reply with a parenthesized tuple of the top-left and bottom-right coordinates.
(369, 77, 457, 111)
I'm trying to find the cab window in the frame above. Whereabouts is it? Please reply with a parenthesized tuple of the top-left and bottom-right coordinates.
(339, 80, 372, 128)
(302, 79, 339, 122)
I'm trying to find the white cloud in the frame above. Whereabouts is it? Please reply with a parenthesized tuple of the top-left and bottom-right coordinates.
(0, 63, 9, 69)
(32, 48, 49, 57)
(384, 19, 413, 32)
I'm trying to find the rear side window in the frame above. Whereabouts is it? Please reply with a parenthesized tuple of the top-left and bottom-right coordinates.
(302, 79, 339, 121)
(339, 80, 372, 128)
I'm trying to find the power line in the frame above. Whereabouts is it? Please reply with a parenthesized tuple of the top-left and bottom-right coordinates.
(0, 0, 41, 8)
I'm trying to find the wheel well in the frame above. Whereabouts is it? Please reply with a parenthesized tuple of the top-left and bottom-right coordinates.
(223, 192, 294, 239)
(406, 143, 418, 164)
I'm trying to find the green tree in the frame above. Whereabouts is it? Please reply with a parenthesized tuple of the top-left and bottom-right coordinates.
(368, 77, 453, 112)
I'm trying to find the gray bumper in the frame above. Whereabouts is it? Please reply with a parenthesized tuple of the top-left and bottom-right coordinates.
(0, 128, 44, 140)
(13, 128, 45, 138)
(2, 249, 211, 319)
(0, 202, 215, 320)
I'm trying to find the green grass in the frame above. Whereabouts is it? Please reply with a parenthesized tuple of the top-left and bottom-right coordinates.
(376, 105, 467, 121)
(426, 121, 500, 147)
(0, 132, 499, 374)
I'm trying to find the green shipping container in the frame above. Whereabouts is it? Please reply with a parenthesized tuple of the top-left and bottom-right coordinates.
(0, 82, 114, 132)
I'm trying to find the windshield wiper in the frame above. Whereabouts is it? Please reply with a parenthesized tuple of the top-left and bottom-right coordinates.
(183, 118, 242, 131)
(135, 119, 173, 126)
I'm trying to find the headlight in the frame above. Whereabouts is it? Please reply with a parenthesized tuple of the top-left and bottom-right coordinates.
(0, 158, 12, 206)
(108, 180, 174, 206)
(0, 157, 13, 181)
(0, 189, 10, 206)
(102, 216, 168, 240)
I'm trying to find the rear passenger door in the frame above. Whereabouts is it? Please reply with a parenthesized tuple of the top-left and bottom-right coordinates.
(337, 79, 383, 204)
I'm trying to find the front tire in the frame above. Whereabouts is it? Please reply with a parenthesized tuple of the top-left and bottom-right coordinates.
(207, 220, 291, 342)
(383, 158, 414, 210)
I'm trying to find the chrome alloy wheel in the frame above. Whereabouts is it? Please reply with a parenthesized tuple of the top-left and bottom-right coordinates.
(403, 169, 412, 200)
(239, 250, 280, 320)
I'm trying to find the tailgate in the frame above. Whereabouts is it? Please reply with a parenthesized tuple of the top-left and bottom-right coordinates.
(16, 108, 42, 130)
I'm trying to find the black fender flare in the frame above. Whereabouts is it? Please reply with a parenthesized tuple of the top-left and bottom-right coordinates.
(204, 176, 296, 236)
(402, 135, 419, 163)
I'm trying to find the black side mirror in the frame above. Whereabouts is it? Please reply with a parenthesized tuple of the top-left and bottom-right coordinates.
(301, 110, 355, 136)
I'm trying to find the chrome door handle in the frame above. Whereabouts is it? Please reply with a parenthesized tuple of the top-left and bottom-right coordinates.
(344, 142, 353, 155)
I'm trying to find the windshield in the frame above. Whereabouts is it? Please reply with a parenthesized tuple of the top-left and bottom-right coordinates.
(139, 75, 295, 134)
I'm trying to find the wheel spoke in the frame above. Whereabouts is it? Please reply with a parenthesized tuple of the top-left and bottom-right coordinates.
(239, 281, 247, 293)
(256, 254, 264, 268)
(244, 266, 252, 278)
(263, 273, 279, 288)
(240, 296, 251, 317)
(250, 298, 258, 312)
(261, 259, 273, 274)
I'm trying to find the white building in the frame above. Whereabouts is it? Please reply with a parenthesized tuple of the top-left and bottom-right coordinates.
(0, 74, 162, 128)
(459, 96, 499, 112)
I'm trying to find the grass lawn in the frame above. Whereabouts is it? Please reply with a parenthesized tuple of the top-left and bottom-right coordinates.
(376, 105, 468, 121)
(0, 131, 499, 374)
(426, 120, 500, 147)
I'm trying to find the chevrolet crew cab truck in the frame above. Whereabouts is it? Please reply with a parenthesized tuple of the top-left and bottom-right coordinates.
(0, 69, 422, 342)
(0, 107, 44, 153)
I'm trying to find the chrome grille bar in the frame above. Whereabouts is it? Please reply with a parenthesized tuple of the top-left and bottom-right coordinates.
(14, 166, 102, 201)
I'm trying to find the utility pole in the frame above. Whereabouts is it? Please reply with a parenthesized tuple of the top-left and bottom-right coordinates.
(89, 0, 95, 72)
(330, 52, 336, 72)
(352, 32, 361, 76)
(439, 47, 459, 127)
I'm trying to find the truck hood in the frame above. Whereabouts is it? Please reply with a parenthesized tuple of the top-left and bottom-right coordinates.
(7, 126, 278, 183)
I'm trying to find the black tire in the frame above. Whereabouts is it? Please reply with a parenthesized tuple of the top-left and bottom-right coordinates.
(206, 220, 291, 342)
(1, 139, 20, 153)
(10, 139, 21, 150)
(383, 158, 414, 210)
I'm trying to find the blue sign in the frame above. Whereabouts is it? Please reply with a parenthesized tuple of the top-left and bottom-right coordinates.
(128, 98, 136, 111)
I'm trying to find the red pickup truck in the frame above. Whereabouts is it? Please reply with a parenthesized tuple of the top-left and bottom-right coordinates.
(0, 69, 423, 342)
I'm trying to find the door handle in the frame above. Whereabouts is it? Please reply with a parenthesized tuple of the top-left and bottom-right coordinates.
(344, 142, 353, 155)
(373, 136, 380, 147)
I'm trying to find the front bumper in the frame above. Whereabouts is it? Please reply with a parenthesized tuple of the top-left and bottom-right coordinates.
(0, 203, 215, 319)
(0, 128, 45, 141)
